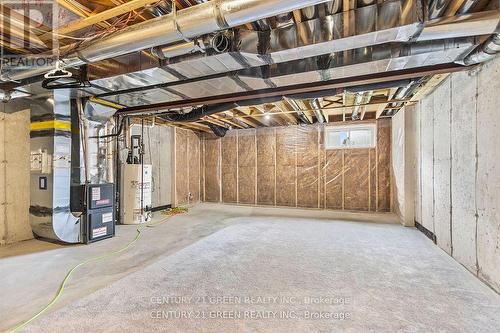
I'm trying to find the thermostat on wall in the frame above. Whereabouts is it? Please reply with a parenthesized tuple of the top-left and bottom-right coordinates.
(39, 177, 47, 190)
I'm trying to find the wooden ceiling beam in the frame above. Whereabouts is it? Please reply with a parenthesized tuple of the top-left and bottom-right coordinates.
(360, 93, 373, 120)
(180, 122, 210, 132)
(376, 88, 397, 119)
(0, 8, 50, 50)
(410, 74, 450, 102)
(231, 109, 260, 128)
(444, 0, 467, 16)
(213, 112, 247, 129)
(246, 106, 275, 127)
(117, 64, 468, 116)
(235, 108, 267, 127)
(110, 0, 149, 22)
(202, 116, 228, 128)
(50, 0, 163, 38)
(274, 101, 299, 124)
(57, 0, 111, 28)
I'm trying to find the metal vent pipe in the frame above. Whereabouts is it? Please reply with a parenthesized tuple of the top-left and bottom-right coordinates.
(1, 0, 331, 82)
(463, 33, 500, 65)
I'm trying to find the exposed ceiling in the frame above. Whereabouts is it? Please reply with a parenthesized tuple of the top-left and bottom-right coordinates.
(1, 0, 499, 132)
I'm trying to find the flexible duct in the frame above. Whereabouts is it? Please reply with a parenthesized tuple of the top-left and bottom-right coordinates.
(351, 91, 373, 120)
(161, 93, 328, 123)
(463, 33, 500, 65)
(428, 0, 452, 19)
(310, 98, 326, 123)
(457, 0, 478, 14)
(208, 123, 229, 137)
(325, 0, 342, 14)
(1, 0, 331, 82)
(384, 78, 423, 115)
(162, 102, 236, 122)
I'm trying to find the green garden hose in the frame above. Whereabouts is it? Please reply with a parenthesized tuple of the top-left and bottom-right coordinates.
(9, 208, 186, 333)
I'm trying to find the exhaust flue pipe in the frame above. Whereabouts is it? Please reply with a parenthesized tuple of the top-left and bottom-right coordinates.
(1, 0, 331, 82)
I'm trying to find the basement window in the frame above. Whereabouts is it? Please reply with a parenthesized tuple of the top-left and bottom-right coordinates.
(325, 124, 376, 149)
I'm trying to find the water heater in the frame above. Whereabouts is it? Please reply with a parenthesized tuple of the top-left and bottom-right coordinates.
(120, 164, 152, 224)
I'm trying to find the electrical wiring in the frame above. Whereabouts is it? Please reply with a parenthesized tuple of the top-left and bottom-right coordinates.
(1, 0, 166, 72)
(8, 207, 187, 333)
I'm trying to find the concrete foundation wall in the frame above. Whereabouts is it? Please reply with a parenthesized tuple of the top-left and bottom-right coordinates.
(391, 106, 416, 227)
(0, 103, 33, 245)
(407, 56, 500, 292)
(391, 110, 405, 221)
(131, 124, 174, 209)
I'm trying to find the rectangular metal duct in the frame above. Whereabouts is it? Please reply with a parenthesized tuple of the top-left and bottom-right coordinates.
(29, 92, 81, 243)
(81, 6, 499, 108)
(101, 37, 475, 108)
(1, 0, 333, 83)
(86, 0, 422, 96)
(29, 93, 117, 243)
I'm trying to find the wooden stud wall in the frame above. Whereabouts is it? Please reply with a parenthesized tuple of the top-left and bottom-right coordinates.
(174, 127, 202, 206)
(199, 120, 392, 212)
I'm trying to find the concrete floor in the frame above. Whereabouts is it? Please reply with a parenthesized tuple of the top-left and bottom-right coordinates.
(1, 204, 499, 332)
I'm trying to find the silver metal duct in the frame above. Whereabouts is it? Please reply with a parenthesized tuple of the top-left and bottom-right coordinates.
(463, 33, 500, 65)
(416, 9, 500, 41)
(86, 0, 423, 97)
(29, 91, 81, 243)
(84, 101, 117, 184)
(102, 36, 475, 109)
(1, 0, 331, 82)
(384, 79, 422, 115)
(300, 0, 342, 21)
(351, 91, 373, 120)
(29, 94, 117, 243)
(80, 6, 500, 106)
(151, 32, 232, 60)
(457, 0, 490, 15)
(240, 0, 419, 63)
(310, 98, 326, 123)
(428, 0, 452, 19)
(285, 97, 311, 124)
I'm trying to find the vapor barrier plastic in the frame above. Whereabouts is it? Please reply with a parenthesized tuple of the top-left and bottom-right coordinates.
(198, 120, 391, 212)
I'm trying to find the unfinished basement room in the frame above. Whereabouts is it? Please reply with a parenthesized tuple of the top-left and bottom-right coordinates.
(1, 0, 499, 332)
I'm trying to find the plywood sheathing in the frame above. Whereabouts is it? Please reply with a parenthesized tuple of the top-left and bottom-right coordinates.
(199, 120, 391, 213)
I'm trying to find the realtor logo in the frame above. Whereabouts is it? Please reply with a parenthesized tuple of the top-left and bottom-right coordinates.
(0, 1, 58, 70)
